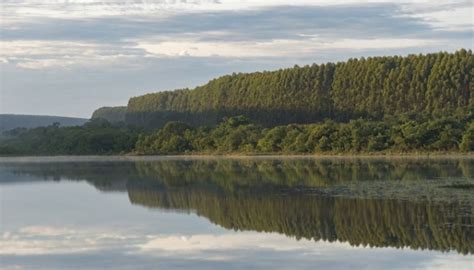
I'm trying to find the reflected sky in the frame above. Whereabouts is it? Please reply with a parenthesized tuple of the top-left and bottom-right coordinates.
(1, 157, 473, 269)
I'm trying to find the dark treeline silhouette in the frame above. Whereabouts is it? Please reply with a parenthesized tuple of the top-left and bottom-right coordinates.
(126, 49, 473, 128)
(2, 157, 473, 254)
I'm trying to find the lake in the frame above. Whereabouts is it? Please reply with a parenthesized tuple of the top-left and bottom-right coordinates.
(0, 156, 473, 269)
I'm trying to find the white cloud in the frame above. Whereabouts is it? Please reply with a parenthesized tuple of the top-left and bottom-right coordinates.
(136, 38, 435, 58)
(388, 1, 473, 31)
(0, 1, 470, 69)
(0, 37, 435, 69)
(2, 0, 472, 25)
(410, 6, 474, 31)
(0, 40, 144, 69)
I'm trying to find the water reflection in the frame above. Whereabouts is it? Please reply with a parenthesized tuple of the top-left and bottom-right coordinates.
(1, 157, 473, 255)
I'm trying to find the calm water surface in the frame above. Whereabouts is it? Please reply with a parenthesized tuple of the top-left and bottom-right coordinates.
(0, 156, 473, 270)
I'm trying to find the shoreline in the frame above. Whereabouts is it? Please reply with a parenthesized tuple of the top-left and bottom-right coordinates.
(0, 152, 473, 162)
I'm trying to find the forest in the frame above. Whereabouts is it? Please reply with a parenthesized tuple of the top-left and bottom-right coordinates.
(0, 50, 473, 155)
(1, 112, 471, 155)
(134, 112, 473, 154)
(0, 119, 138, 155)
(125, 49, 472, 128)
(91, 106, 127, 123)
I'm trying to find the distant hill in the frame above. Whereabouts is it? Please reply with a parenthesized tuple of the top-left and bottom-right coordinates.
(91, 106, 127, 123)
(0, 114, 89, 132)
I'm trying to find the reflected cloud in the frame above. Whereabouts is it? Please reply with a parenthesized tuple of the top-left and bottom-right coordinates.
(1, 225, 336, 257)
(137, 233, 323, 253)
(1, 226, 141, 255)
(19, 226, 76, 236)
(420, 255, 474, 270)
(1, 225, 472, 269)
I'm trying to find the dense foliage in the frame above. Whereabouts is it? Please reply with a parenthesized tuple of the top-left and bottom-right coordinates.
(127, 49, 473, 128)
(91, 106, 127, 123)
(0, 119, 138, 155)
(1, 113, 472, 156)
(135, 112, 473, 154)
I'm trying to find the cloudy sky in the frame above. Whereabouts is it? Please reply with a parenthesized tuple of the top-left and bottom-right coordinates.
(0, 0, 472, 118)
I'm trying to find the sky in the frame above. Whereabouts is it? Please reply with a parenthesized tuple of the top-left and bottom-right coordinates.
(0, 0, 473, 118)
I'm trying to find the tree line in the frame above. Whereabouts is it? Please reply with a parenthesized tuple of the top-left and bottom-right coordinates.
(91, 106, 127, 123)
(1, 111, 472, 155)
(126, 49, 472, 128)
(0, 119, 138, 155)
(135, 113, 473, 154)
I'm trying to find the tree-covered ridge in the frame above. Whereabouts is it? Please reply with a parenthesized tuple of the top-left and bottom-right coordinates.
(91, 106, 127, 123)
(127, 49, 473, 128)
